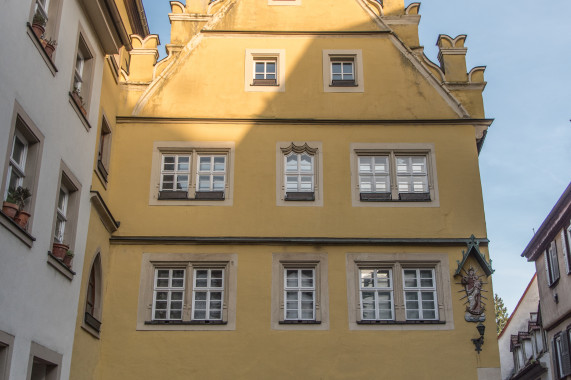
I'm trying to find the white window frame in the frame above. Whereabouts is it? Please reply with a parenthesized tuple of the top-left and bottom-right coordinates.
(564, 224, 571, 274)
(4, 131, 28, 200)
(330, 58, 355, 85)
(283, 268, 315, 321)
(54, 186, 68, 243)
(322, 49, 364, 93)
(137, 253, 237, 331)
(277, 142, 323, 206)
(191, 268, 224, 321)
(544, 240, 560, 286)
(34, 0, 49, 20)
(152, 268, 186, 321)
(350, 143, 439, 207)
(396, 155, 429, 194)
(196, 155, 226, 193)
(149, 142, 235, 206)
(402, 268, 438, 321)
(245, 49, 285, 92)
(159, 154, 191, 192)
(73, 50, 85, 93)
(358, 268, 394, 321)
(252, 58, 278, 85)
(284, 152, 314, 194)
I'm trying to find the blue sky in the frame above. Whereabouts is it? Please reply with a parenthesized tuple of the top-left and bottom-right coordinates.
(140, 0, 571, 313)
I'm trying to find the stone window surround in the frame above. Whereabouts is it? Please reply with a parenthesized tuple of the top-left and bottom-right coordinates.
(276, 141, 323, 207)
(95, 114, 112, 187)
(0, 330, 15, 380)
(68, 25, 96, 130)
(350, 143, 440, 208)
(28, 0, 64, 57)
(50, 160, 82, 252)
(26, 341, 62, 380)
(322, 49, 364, 93)
(345, 252, 454, 330)
(244, 49, 286, 92)
(148, 141, 235, 206)
(82, 252, 103, 338)
(271, 252, 329, 330)
(137, 252, 238, 331)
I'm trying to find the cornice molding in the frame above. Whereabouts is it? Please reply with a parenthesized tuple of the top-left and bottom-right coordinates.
(90, 191, 120, 233)
(110, 236, 489, 246)
(202, 30, 391, 36)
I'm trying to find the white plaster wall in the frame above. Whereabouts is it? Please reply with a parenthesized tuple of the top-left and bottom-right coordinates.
(497, 275, 539, 380)
(0, 0, 105, 379)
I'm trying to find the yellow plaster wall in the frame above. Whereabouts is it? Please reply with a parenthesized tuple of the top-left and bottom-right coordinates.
(108, 122, 486, 238)
(136, 36, 461, 119)
(94, 244, 499, 379)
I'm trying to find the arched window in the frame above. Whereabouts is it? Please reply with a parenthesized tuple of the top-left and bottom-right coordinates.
(84, 253, 102, 335)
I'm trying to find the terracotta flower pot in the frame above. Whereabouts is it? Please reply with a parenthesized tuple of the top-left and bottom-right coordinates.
(44, 43, 55, 59)
(2, 202, 19, 219)
(14, 211, 31, 229)
(63, 254, 73, 268)
(32, 23, 45, 39)
(52, 243, 69, 259)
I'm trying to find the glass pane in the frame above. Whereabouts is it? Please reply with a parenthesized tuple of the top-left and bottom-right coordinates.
(406, 310, 419, 319)
(332, 73, 342, 80)
(170, 310, 182, 319)
(378, 309, 392, 320)
(213, 157, 225, 171)
(209, 311, 221, 319)
(266, 73, 276, 79)
(12, 137, 25, 165)
(412, 177, 428, 192)
(171, 292, 183, 300)
(255, 73, 264, 79)
(255, 62, 265, 73)
(405, 292, 418, 302)
(199, 157, 211, 171)
(301, 292, 313, 301)
(301, 301, 313, 311)
(360, 270, 375, 288)
(155, 310, 166, 319)
(196, 270, 208, 278)
(361, 291, 374, 303)
(171, 301, 182, 310)
(176, 175, 188, 190)
(374, 156, 388, 173)
(301, 270, 313, 287)
(286, 155, 297, 171)
(359, 157, 372, 173)
(421, 292, 435, 301)
(213, 176, 225, 190)
(156, 292, 168, 301)
(359, 176, 372, 192)
(396, 157, 409, 173)
(171, 279, 184, 287)
(194, 310, 206, 319)
(286, 292, 298, 301)
(300, 154, 312, 172)
(210, 292, 222, 301)
(156, 279, 168, 287)
(362, 310, 375, 319)
(423, 310, 436, 319)
(411, 157, 426, 173)
(209, 301, 222, 310)
(301, 310, 313, 319)
(374, 176, 389, 192)
(211, 278, 223, 288)
(266, 62, 276, 73)
(420, 270, 434, 287)
(376, 270, 391, 288)
(194, 292, 207, 300)
(398, 178, 411, 192)
(177, 156, 190, 171)
(155, 301, 167, 310)
(404, 270, 417, 287)
(286, 310, 298, 319)
(194, 301, 206, 309)
(300, 177, 312, 191)
(377, 292, 391, 302)
(58, 189, 66, 210)
(342, 63, 353, 74)
(198, 176, 211, 191)
(157, 269, 170, 278)
(331, 62, 342, 74)
(286, 270, 298, 287)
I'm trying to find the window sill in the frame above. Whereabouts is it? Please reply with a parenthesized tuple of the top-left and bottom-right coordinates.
(47, 252, 76, 281)
(96, 160, 109, 184)
(330, 81, 357, 87)
(26, 23, 58, 76)
(81, 313, 102, 339)
(279, 320, 321, 324)
(157, 191, 226, 201)
(145, 320, 227, 325)
(68, 92, 92, 131)
(252, 79, 278, 86)
(357, 320, 445, 325)
(0, 210, 35, 247)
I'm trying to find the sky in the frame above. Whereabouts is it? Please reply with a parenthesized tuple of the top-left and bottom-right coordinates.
(140, 0, 571, 314)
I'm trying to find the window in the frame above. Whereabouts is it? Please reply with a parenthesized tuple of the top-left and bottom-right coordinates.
(150, 142, 235, 206)
(26, 342, 62, 380)
(51, 163, 81, 251)
(245, 49, 285, 92)
(553, 332, 571, 379)
(253, 59, 277, 86)
(322, 50, 364, 93)
(564, 225, 571, 274)
(28, 0, 63, 48)
(277, 142, 323, 206)
(69, 32, 94, 125)
(96, 117, 112, 184)
(1, 105, 43, 244)
(0, 331, 14, 380)
(346, 253, 453, 330)
(83, 254, 102, 336)
(137, 253, 237, 331)
(544, 240, 560, 286)
(350, 143, 439, 207)
(271, 252, 329, 330)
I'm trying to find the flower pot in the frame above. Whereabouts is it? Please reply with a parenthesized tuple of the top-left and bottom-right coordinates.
(14, 211, 31, 229)
(32, 23, 45, 39)
(71, 92, 87, 116)
(44, 43, 55, 59)
(63, 254, 73, 268)
(2, 202, 19, 219)
(52, 243, 69, 259)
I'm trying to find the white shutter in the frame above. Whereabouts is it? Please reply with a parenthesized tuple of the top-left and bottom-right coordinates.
(544, 250, 552, 286)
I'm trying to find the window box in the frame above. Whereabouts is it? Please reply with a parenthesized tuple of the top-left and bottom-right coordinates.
(194, 191, 224, 200)
(399, 192, 431, 201)
(96, 159, 108, 182)
(84, 312, 101, 332)
(360, 192, 391, 202)
(158, 190, 188, 200)
(253, 78, 277, 86)
(285, 191, 314, 201)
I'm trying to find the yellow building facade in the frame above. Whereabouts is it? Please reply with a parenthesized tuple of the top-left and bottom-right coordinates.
(71, 0, 500, 378)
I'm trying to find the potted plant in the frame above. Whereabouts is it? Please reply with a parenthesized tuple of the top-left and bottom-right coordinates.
(63, 250, 74, 267)
(31, 13, 46, 39)
(12, 187, 32, 228)
(43, 38, 57, 59)
(52, 241, 69, 259)
(2, 188, 19, 219)
(71, 88, 87, 116)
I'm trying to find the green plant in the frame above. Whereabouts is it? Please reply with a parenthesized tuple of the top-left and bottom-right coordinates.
(32, 12, 47, 27)
(12, 186, 32, 211)
(4, 188, 17, 204)
(66, 250, 74, 257)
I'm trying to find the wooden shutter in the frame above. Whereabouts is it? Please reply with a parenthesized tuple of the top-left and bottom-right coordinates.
(561, 331, 571, 377)
(551, 241, 560, 283)
(563, 228, 571, 274)
(545, 250, 552, 286)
